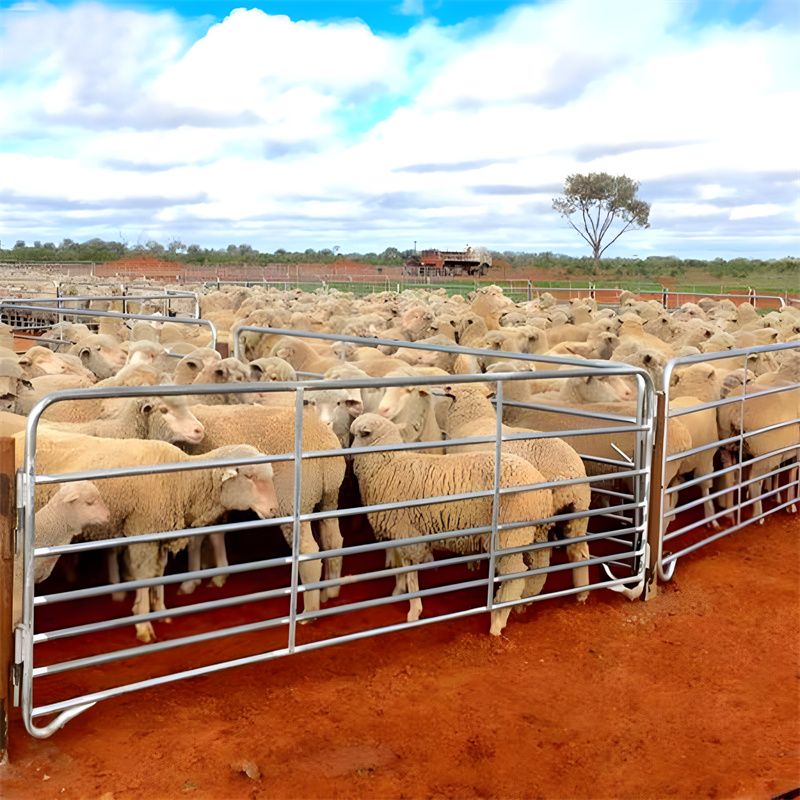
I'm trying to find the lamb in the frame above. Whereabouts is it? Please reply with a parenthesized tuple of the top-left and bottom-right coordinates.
(13, 430, 280, 642)
(351, 414, 555, 635)
(184, 404, 346, 614)
(440, 383, 592, 601)
(13, 481, 110, 626)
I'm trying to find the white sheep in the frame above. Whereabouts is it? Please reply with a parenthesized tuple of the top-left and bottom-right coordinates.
(184, 404, 347, 615)
(13, 430, 280, 642)
(440, 383, 592, 601)
(350, 413, 555, 636)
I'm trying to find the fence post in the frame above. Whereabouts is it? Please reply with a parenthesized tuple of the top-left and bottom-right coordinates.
(644, 393, 666, 600)
(0, 437, 16, 763)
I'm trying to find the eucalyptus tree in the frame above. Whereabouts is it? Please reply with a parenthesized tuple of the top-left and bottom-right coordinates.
(553, 173, 651, 273)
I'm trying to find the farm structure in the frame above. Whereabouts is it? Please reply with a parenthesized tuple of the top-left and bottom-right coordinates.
(403, 247, 492, 278)
(0, 279, 798, 799)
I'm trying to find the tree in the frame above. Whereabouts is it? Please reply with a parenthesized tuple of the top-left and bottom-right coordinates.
(552, 173, 650, 273)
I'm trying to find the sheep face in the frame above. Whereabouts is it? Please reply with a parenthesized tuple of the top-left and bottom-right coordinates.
(351, 413, 402, 448)
(218, 461, 279, 520)
(72, 336, 128, 379)
(566, 374, 634, 403)
(61, 480, 111, 528)
(140, 397, 205, 445)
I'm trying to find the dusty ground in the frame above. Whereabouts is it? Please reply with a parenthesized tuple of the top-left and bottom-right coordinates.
(1, 506, 798, 800)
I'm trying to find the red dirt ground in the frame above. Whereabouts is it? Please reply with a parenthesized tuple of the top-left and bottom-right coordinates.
(1, 508, 798, 800)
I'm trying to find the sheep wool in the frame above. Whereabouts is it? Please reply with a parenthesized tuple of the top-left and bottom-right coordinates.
(351, 414, 555, 636)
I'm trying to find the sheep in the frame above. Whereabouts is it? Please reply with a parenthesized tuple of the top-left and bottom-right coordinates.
(12, 430, 280, 642)
(13, 481, 110, 627)
(547, 332, 620, 361)
(183, 404, 346, 614)
(190, 357, 260, 405)
(716, 376, 800, 520)
(269, 336, 343, 376)
(42, 395, 205, 446)
(375, 378, 447, 454)
(350, 414, 555, 636)
(323, 362, 381, 415)
(173, 348, 222, 385)
(67, 334, 128, 379)
(1, 358, 29, 413)
(665, 396, 720, 527)
(669, 363, 722, 403)
(304, 387, 355, 448)
(440, 383, 592, 601)
(17, 345, 96, 381)
(248, 356, 297, 383)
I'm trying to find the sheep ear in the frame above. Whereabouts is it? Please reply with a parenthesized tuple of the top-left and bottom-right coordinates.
(139, 399, 154, 414)
(221, 467, 238, 482)
(79, 347, 92, 363)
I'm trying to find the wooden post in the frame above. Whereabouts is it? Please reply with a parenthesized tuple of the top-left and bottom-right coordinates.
(0, 437, 17, 763)
(643, 393, 667, 600)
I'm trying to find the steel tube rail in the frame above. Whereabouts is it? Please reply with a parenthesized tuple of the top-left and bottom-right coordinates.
(15, 351, 654, 738)
(656, 340, 800, 581)
(0, 303, 216, 348)
(231, 324, 630, 372)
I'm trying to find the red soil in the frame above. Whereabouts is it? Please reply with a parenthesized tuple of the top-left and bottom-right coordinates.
(2, 509, 798, 800)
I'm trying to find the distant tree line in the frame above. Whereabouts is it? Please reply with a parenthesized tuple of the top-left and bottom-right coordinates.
(1, 237, 797, 279)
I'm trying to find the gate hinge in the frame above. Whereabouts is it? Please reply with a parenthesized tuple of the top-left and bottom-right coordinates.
(12, 626, 28, 707)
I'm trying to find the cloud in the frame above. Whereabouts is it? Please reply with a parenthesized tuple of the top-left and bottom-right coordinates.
(1, 0, 798, 259)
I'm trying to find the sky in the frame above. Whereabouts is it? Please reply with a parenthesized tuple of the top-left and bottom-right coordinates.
(1, 0, 799, 261)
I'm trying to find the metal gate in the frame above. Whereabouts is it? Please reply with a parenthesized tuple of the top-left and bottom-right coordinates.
(10, 330, 655, 738)
(656, 341, 800, 580)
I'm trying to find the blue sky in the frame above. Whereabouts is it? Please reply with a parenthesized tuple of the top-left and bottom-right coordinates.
(1, 0, 799, 261)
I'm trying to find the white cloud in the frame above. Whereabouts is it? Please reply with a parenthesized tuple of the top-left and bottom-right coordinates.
(729, 204, 784, 221)
(1, 0, 799, 257)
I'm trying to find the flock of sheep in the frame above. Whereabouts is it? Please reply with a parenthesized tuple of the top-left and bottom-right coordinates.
(1, 279, 799, 647)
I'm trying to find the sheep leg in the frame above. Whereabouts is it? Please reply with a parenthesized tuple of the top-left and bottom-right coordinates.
(387, 549, 406, 595)
(562, 517, 590, 603)
(699, 479, 720, 529)
(149, 583, 172, 624)
(108, 548, 126, 602)
(491, 552, 529, 636)
(132, 587, 156, 643)
(177, 536, 203, 595)
(208, 532, 229, 588)
(521, 546, 551, 602)
(317, 518, 344, 602)
(282, 521, 322, 619)
(404, 568, 423, 623)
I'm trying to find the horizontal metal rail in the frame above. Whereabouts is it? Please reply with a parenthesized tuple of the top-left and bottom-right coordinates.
(0, 302, 216, 348)
(13, 335, 654, 739)
(656, 340, 800, 580)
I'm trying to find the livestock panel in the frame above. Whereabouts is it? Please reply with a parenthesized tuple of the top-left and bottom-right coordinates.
(12, 348, 654, 738)
(0, 299, 215, 351)
(655, 342, 800, 580)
